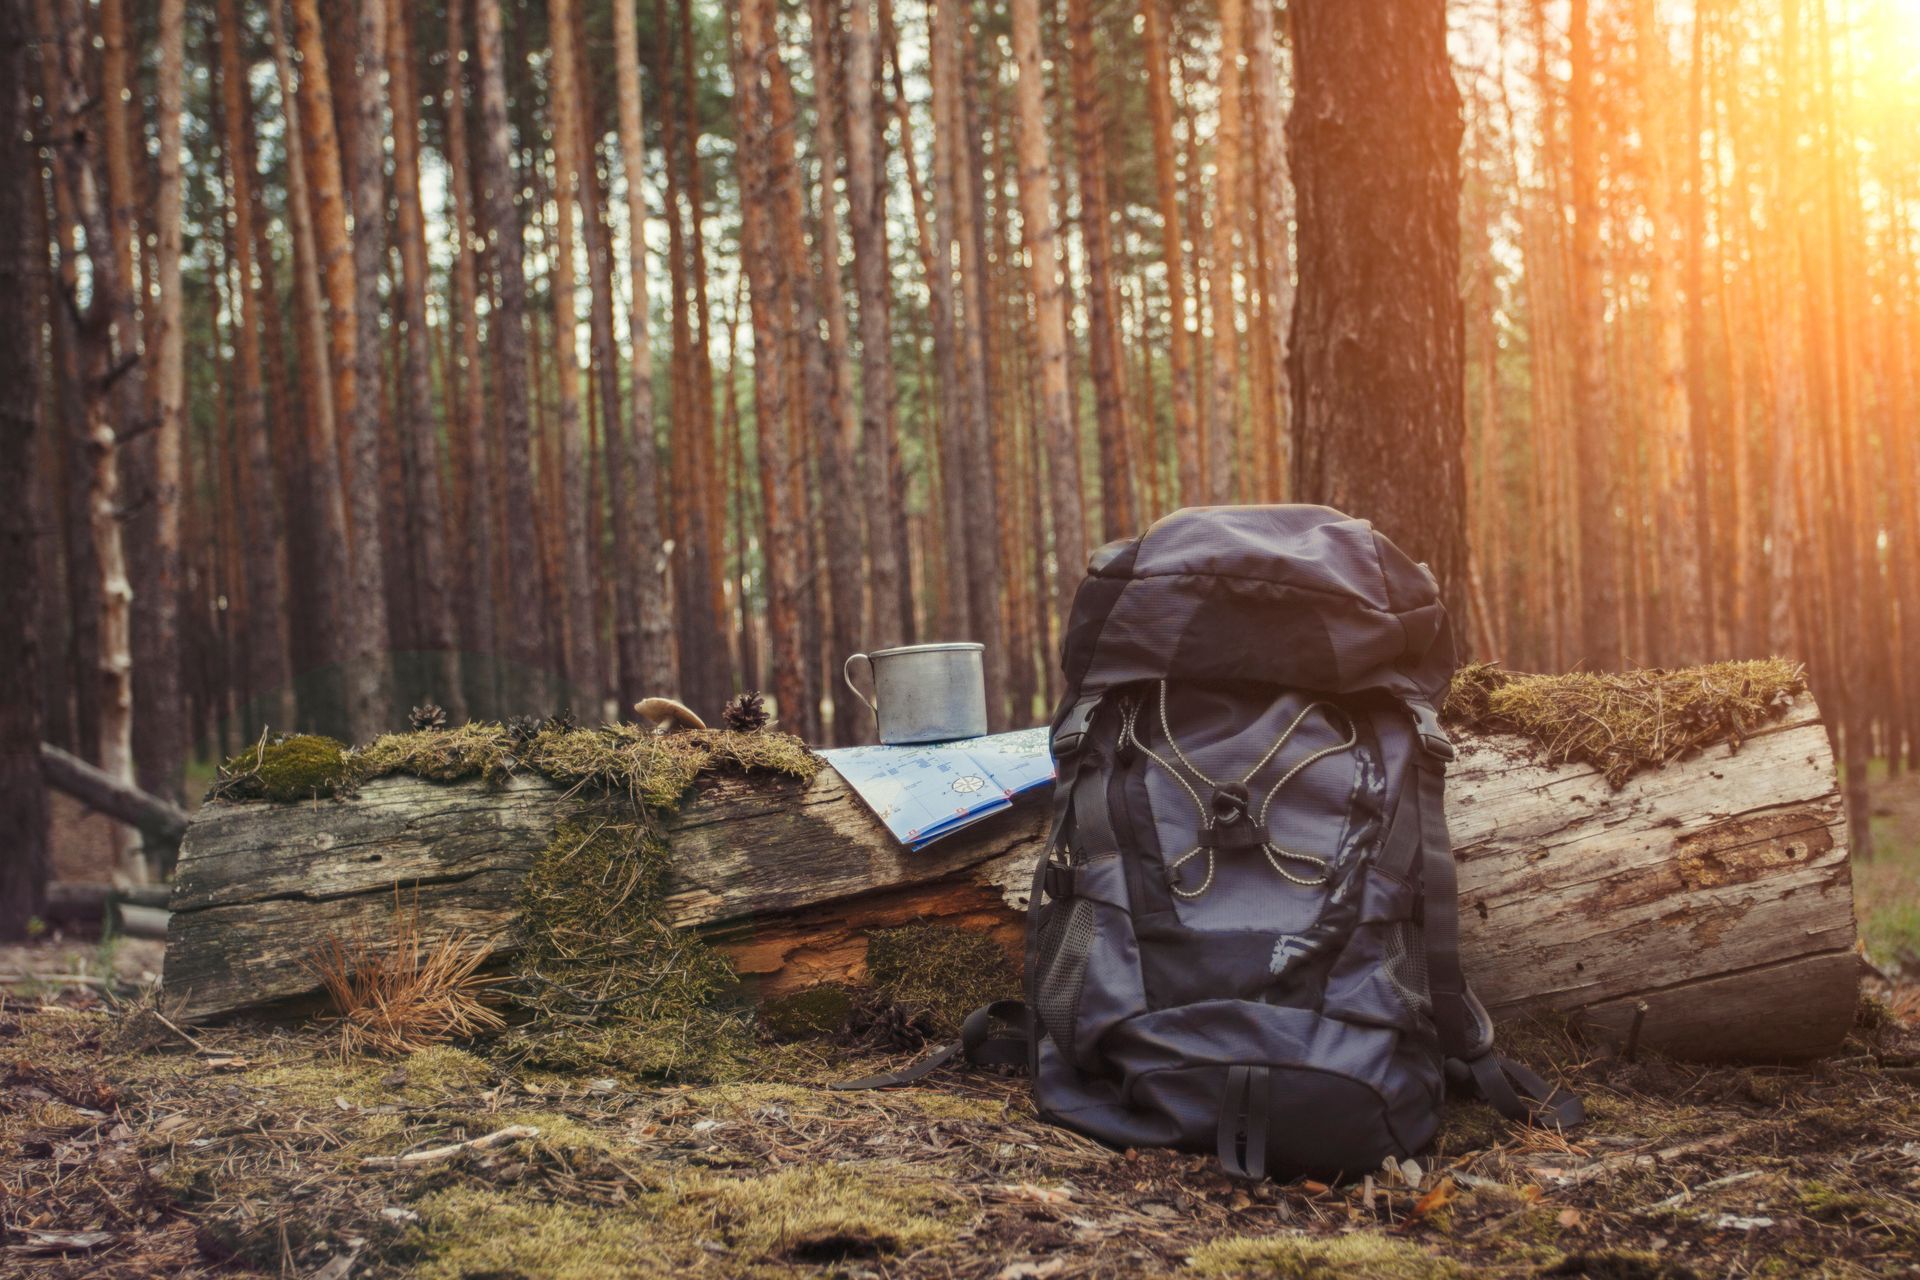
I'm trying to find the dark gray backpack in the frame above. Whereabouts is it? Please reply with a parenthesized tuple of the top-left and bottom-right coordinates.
(843, 505, 1581, 1178)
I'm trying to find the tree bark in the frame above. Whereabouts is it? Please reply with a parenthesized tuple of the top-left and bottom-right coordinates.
(1204, 0, 1248, 504)
(136, 0, 188, 803)
(1066, 0, 1137, 540)
(266, 0, 354, 740)
(48, 0, 141, 881)
(1286, 0, 1471, 633)
(164, 695, 1861, 1070)
(473, 0, 551, 716)
(1568, 0, 1623, 669)
(1140, 0, 1200, 510)
(387, 1, 465, 720)
(1, 0, 49, 938)
(843, 0, 906, 651)
(611, 0, 676, 706)
(443, 0, 500, 721)
(216, 0, 297, 738)
(733, 0, 809, 733)
(546, 0, 601, 712)
(1245, 0, 1292, 501)
(1009, 0, 1088, 637)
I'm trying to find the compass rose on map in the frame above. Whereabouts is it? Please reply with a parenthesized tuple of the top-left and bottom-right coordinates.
(951, 775, 986, 794)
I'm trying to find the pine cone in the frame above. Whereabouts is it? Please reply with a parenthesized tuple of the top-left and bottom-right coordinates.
(544, 708, 576, 733)
(723, 690, 770, 733)
(506, 714, 544, 745)
(409, 702, 448, 732)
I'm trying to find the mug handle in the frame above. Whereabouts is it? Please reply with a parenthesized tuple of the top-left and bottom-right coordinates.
(842, 653, 878, 719)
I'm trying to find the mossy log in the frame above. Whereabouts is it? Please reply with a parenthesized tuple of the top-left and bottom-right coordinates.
(164, 694, 1859, 1061)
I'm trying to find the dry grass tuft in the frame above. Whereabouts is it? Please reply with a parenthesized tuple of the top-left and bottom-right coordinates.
(1442, 658, 1805, 787)
(306, 896, 507, 1057)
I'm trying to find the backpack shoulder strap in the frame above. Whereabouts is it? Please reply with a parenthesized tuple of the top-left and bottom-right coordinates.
(1409, 700, 1585, 1130)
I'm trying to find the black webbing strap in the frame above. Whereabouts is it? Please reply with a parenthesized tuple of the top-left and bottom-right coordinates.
(830, 999, 1032, 1091)
(1453, 1053, 1587, 1129)
(1409, 701, 1584, 1130)
(1217, 1065, 1270, 1180)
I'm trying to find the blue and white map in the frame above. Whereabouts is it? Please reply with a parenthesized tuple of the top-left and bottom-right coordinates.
(819, 727, 1055, 850)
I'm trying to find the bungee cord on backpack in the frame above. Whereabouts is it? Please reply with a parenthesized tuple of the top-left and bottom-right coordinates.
(1117, 682, 1357, 898)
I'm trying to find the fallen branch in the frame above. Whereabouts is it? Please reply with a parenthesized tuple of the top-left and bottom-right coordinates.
(40, 743, 189, 845)
(358, 1124, 541, 1168)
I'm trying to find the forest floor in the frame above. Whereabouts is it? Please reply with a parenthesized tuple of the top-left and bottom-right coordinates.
(5, 773, 1920, 1278)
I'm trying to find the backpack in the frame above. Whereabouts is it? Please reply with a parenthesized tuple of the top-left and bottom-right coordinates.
(841, 505, 1582, 1178)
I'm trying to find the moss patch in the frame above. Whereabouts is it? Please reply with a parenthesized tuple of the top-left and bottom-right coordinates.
(408, 1162, 950, 1278)
(523, 724, 816, 809)
(866, 923, 1021, 1036)
(499, 817, 754, 1082)
(1442, 658, 1804, 786)
(213, 734, 354, 801)
(206, 721, 815, 810)
(355, 723, 519, 786)
(1189, 1231, 1461, 1278)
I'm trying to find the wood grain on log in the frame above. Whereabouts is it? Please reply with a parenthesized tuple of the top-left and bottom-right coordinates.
(164, 697, 1859, 1061)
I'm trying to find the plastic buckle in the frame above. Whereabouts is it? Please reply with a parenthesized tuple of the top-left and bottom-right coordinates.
(1409, 701, 1456, 762)
(1051, 696, 1099, 761)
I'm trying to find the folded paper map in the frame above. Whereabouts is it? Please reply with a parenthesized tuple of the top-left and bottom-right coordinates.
(818, 728, 1055, 850)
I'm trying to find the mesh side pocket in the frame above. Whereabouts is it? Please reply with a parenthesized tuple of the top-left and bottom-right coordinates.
(1383, 923, 1431, 1017)
(1034, 897, 1097, 1060)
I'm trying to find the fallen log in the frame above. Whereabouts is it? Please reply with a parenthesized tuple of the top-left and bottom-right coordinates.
(164, 690, 1859, 1061)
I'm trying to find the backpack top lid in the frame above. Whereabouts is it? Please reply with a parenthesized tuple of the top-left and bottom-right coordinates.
(1059, 504, 1455, 712)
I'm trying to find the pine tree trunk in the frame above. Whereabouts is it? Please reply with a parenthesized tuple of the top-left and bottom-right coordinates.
(1141, 0, 1200, 510)
(763, 6, 856, 742)
(266, 0, 354, 740)
(1009, 0, 1088, 638)
(843, 0, 906, 651)
(544, 0, 599, 712)
(290, 0, 357, 493)
(387, 1, 464, 720)
(141, 0, 188, 802)
(48, 0, 140, 879)
(1245, 0, 1291, 500)
(216, 0, 296, 739)
(1066, 0, 1137, 541)
(943, 6, 1009, 728)
(733, 0, 808, 731)
(443, 0, 500, 721)
(1286, 0, 1471, 628)
(918, 5, 970, 645)
(1568, 0, 1622, 669)
(611, 0, 676, 707)
(474, 0, 550, 716)
(1205, 0, 1247, 504)
(0, 0, 50, 938)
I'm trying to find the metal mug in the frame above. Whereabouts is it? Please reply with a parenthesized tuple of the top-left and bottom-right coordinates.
(842, 642, 989, 744)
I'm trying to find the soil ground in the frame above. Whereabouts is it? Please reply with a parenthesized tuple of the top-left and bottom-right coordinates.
(5, 773, 1920, 1278)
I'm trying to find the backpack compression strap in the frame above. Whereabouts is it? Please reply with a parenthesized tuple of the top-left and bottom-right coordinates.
(1411, 701, 1585, 1130)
